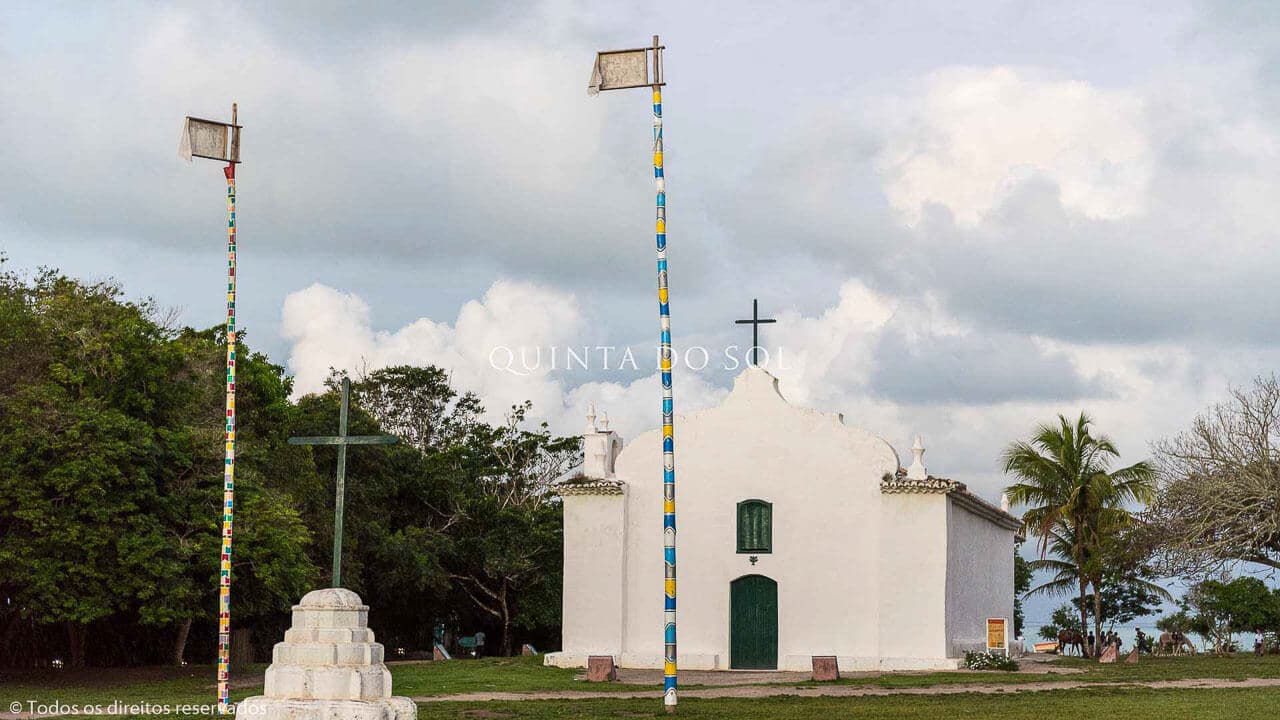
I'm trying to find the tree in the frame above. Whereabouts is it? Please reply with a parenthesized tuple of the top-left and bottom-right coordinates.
(0, 270, 193, 667)
(1002, 413, 1156, 657)
(0, 269, 315, 667)
(1038, 603, 1083, 642)
(347, 365, 481, 455)
(1156, 609, 1193, 635)
(1149, 376, 1280, 574)
(1182, 577, 1280, 653)
(1079, 530, 1170, 633)
(0, 261, 580, 665)
(1014, 551, 1031, 637)
(446, 402, 579, 656)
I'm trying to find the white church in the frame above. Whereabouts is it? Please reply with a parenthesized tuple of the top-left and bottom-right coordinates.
(545, 367, 1022, 672)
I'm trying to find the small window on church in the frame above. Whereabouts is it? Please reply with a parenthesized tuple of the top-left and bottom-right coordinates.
(737, 499, 772, 553)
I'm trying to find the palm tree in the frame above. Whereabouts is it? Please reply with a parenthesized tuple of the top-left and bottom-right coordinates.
(1002, 413, 1156, 657)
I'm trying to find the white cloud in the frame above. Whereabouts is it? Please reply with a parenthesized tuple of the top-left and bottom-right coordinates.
(281, 280, 582, 419)
(876, 67, 1151, 226)
(279, 279, 726, 439)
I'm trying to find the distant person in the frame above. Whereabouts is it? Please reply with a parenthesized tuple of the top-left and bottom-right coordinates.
(1136, 628, 1152, 654)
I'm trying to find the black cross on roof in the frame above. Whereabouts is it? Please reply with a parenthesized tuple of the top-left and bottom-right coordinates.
(735, 298, 776, 366)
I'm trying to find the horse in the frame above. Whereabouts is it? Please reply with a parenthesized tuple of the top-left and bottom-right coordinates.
(1058, 629, 1085, 656)
(1158, 631, 1196, 656)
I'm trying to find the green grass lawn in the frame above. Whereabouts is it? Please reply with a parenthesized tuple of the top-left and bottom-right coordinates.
(0, 665, 268, 709)
(794, 654, 1280, 690)
(388, 656, 665, 696)
(38, 687, 1280, 720)
(4, 653, 1280, 717)
(421, 688, 1280, 720)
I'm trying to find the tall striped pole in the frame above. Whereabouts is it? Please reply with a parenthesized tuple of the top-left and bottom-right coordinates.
(179, 102, 241, 714)
(587, 35, 674, 712)
(216, 116, 238, 714)
(649, 36, 678, 713)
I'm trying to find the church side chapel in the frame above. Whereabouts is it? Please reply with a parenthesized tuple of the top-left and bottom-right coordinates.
(546, 366, 1022, 672)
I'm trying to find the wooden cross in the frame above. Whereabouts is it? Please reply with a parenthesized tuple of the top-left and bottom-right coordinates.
(734, 298, 777, 366)
(288, 377, 397, 587)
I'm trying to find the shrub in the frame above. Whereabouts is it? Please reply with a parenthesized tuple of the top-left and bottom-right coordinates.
(963, 650, 1018, 671)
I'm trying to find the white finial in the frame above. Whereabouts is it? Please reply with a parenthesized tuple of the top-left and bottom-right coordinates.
(600, 412, 610, 431)
(1000, 492, 1010, 513)
(907, 434, 928, 479)
(586, 403, 597, 433)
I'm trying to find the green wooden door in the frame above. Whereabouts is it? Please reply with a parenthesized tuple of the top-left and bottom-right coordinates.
(730, 575, 778, 669)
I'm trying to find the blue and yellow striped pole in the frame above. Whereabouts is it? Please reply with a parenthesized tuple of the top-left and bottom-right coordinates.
(588, 36, 675, 712)
(646, 35, 678, 713)
(654, 77, 678, 711)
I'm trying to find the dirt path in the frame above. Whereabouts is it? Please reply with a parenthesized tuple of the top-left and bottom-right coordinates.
(416, 676, 1280, 703)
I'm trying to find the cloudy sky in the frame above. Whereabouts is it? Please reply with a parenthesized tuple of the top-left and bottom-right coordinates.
(5, 1, 1280, 623)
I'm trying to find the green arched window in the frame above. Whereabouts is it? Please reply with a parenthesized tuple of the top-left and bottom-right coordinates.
(736, 499, 772, 553)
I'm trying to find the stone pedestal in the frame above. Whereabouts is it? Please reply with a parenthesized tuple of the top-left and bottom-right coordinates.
(586, 655, 617, 682)
(812, 656, 839, 681)
(238, 589, 416, 720)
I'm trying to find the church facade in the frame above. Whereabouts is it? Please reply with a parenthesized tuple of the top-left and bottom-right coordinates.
(545, 367, 1022, 672)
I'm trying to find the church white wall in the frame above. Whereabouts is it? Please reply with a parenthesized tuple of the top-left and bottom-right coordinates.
(551, 368, 1018, 673)
(616, 370, 900, 670)
(944, 499, 1016, 656)
(877, 493, 949, 661)
(558, 491, 627, 657)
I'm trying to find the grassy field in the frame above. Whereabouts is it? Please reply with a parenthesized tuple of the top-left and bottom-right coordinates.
(421, 688, 1280, 719)
(9, 687, 1278, 720)
(809, 654, 1280, 689)
(4, 654, 1280, 718)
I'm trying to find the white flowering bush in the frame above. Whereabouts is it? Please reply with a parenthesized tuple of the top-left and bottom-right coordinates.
(962, 650, 1018, 671)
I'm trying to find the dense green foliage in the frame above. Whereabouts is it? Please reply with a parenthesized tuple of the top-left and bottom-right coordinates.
(1013, 551, 1030, 636)
(0, 266, 577, 667)
(1176, 577, 1280, 653)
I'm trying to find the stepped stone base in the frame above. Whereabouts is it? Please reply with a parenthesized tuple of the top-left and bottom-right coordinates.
(237, 589, 416, 720)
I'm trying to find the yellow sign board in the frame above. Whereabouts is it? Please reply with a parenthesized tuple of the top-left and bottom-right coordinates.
(986, 618, 1008, 652)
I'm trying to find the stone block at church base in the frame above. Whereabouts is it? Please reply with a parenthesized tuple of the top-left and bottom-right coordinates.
(811, 656, 839, 681)
(237, 589, 416, 720)
(587, 655, 617, 682)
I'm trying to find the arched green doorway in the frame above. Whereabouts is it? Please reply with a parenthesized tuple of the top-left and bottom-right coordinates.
(730, 574, 778, 669)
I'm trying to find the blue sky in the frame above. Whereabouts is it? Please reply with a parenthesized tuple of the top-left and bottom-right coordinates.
(5, 0, 1280, 630)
